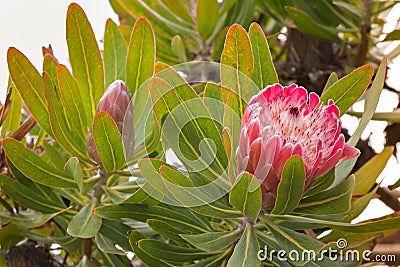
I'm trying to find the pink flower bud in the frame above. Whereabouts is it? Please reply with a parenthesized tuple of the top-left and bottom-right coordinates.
(86, 80, 133, 163)
(236, 84, 360, 209)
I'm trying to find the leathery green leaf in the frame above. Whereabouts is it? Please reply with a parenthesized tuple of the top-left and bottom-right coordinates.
(126, 17, 155, 96)
(0, 174, 67, 213)
(321, 64, 373, 116)
(229, 172, 261, 222)
(43, 72, 88, 161)
(295, 175, 354, 215)
(272, 156, 305, 215)
(221, 24, 254, 108)
(348, 57, 387, 146)
(249, 22, 278, 89)
(181, 230, 241, 252)
(67, 3, 104, 123)
(104, 19, 127, 87)
(227, 223, 260, 267)
(353, 146, 392, 195)
(2, 138, 76, 188)
(138, 239, 214, 263)
(67, 200, 102, 238)
(197, 0, 219, 40)
(7, 48, 52, 135)
(57, 64, 88, 138)
(92, 112, 125, 172)
(1, 80, 22, 136)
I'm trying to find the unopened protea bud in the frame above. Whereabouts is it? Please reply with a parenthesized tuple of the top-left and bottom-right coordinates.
(236, 84, 360, 209)
(86, 80, 133, 163)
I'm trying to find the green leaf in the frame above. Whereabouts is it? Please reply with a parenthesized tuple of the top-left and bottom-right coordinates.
(43, 72, 88, 161)
(0, 223, 23, 251)
(197, 0, 219, 40)
(349, 57, 387, 146)
(43, 54, 59, 87)
(147, 219, 186, 242)
(0, 174, 66, 213)
(0, 210, 65, 229)
(181, 231, 240, 252)
(2, 138, 76, 188)
(96, 233, 125, 255)
(160, 0, 193, 23)
(126, 17, 155, 96)
(149, 76, 228, 177)
(304, 169, 335, 197)
(67, 200, 102, 238)
(264, 221, 341, 266)
(221, 24, 254, 109)
(295, 176, 354, 215)
(104, 19, 127, 87)
(353, 146, 392, 195)
(223, 88, 244, 150)
(7, 48, 52, 135)
(322, 72, 338, 93)
(211, 26, 228, 61)
(249, 22, 278, 89)
(266, 213, 400, 233)
(320, 64, 374, 116)
(99, 219, 132, 251)
(389, 178, 400, 190)
(286, 6, 341, 42)
(190, 197, 241, 219)
(92, 112, 125, 172)
(66, 3, 104, 123)
(65, 157, 84, 192)
(229, 172, 261, 222)
(343, 184, 379, 222)
(171, 35, 187, 62)
(138, 239, 214, 262)
(95, 203, 209, 233)
(129, 231, 176, 267)
(227, 223, 260, 267)
(57, 64, 88, 138)
(383, 29, 400, 41)
(1, 80, 22, 136)
(272, 156, 305, 215)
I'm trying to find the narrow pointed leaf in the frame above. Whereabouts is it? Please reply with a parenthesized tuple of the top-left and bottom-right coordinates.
(104, 19, 127, 87)
(221, 24, 254, 108)
(321, 64, 374, 115)
(229, 172, 261, 222)
(0, 174, 66, 213)
(171, 35, 187, 62)
(348, 57, 387, 146)
(65, 157, 84, 192)
(353, 147, 392, 195)
(227, 223, 260, 267)
(67, 200, 102, 238)
(197, 0, 219, 40)
(126, 17, 155, 96)
(2, 138, 76, 188)
(181, 231, 240, 252)
(7, 48, 52, 135)
(92, 112, 125, 172)
(249, 22, 278, 89)
(57, 64, 88, 138)
(67, 3, 104, 122)
(272, 156, 305, 215)
(43, 72, 88, 161)
(1, 80, 22, 136)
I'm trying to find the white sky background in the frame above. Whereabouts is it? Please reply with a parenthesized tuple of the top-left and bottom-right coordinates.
(0, 1, 399, 222)
(0, 0, 118, 99)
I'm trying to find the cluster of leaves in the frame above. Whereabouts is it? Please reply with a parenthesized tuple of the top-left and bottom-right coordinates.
(0, 1, 399, 267)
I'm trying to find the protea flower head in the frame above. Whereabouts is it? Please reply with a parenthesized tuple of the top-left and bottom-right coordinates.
(86, 80, 133, 163)
(236, 83, 360, 209)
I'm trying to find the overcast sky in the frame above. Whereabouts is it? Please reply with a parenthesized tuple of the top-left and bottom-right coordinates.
(0, 0, 118, 101)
